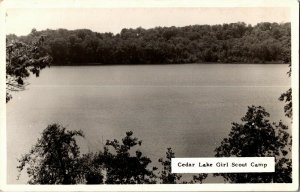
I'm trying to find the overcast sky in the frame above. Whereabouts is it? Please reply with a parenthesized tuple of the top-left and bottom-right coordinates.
(6, 7, 291, 36)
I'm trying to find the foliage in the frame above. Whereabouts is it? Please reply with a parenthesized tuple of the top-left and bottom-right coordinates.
(13, 22, 290, 65)
(279, 88, 292, 119)
(97, 131, 157, 184)
(214, 106, 292, 183)
(18, 128, 210, 184)
(191, 174, 208, 184)
(279, 64, 292, 119)
(17, 124, 86, 184)
(80, 153, 104, 184)
(158, 148, 182, 184)
(6, 33, 52, 102)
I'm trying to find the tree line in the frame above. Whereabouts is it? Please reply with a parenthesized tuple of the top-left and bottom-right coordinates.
(7, 22, 291, 65)
(17, 125, 193, 184)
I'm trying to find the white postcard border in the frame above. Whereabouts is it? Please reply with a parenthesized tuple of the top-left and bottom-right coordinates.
(0, 0, 298, 191)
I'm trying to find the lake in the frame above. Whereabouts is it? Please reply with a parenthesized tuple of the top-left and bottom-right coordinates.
(6, 64, 291, 183)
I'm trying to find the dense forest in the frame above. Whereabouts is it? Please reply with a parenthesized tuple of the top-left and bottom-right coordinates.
(6, 22, 291, 65)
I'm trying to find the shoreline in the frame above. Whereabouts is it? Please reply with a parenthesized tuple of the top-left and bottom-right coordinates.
(50, 62, 290, 66)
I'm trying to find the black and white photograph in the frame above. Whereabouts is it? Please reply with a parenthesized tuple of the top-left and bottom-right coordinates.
(0, 0, 299, 191)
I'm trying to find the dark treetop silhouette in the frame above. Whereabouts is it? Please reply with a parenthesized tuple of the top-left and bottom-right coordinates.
(7, 22, 290, 65)
(214, 106, 292, 183)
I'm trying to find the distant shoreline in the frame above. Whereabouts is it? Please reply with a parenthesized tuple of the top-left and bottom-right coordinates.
(50, 62, 290, 66)
(9, 23, 290, 66)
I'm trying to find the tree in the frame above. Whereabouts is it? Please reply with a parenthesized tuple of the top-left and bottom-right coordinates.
(214, 106, 292, 183)
(98, 131, 157, 184)
(18, 125, 211, 184)
(17, 124, 87, 184)
(6, 36, 52, 102)
(158, 148, 182, 184)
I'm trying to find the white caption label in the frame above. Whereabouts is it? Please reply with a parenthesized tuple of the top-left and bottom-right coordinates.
(171, 157, 275, 173)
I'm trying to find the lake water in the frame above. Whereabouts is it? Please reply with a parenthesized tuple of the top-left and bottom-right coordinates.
(6, 64, 291, 183)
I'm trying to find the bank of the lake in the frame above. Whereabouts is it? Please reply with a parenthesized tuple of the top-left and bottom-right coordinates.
(50, 62, 290, 66)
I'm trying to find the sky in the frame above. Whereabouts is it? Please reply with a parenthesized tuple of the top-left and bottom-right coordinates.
(1, 4, 297, 187)
(6, 7, 291, 36)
